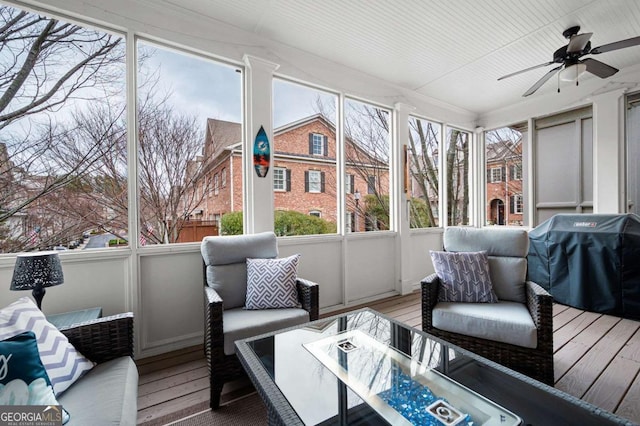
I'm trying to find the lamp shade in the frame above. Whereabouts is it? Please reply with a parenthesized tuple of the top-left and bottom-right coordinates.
(10, 251, 64, 309)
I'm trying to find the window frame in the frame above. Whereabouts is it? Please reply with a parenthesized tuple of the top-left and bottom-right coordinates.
(308, 170, 322, 193)
(312, 133, 324, 156)
(490, 167, 503, 183)
(273, 167, 286, 192)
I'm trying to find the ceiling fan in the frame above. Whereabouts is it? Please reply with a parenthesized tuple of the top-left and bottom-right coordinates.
(498, 26, 640, 97)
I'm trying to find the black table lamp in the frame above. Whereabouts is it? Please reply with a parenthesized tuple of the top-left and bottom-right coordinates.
(10, 251, 64, 310)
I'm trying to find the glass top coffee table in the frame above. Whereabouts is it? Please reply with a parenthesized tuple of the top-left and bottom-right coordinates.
(235, 308, 631, 426)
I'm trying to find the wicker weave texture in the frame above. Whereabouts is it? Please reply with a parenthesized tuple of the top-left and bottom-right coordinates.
(60, 312, 134, 364)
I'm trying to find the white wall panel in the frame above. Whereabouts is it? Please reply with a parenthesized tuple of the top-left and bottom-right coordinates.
(139, 251, 203, 357)
(278, 237, 343, 309)
(345, 234, 396, 303)
(407, 230, 444, 291)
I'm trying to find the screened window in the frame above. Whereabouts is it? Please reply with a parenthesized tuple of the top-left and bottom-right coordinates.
(445, 127, 470, 226)
(0, 5, 127, 253)
(485, 124, 525, 227)
(345, 98, 390, 232)
(222, 167, 227, 187)
(273, 79, 337, 235)
(137, 40, 242, 242)
(408, 116, 441, 228)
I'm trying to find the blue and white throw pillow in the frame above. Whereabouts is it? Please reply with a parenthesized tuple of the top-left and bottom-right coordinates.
(0, 331, 70, 424)
(245, 254, 301, 309)
(430, 250, 498, 303)
(0, 297, 94, 395)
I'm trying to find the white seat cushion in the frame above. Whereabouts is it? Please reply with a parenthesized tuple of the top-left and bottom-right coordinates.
(223, 308, 309, 355)
(432, 301, 537, 348)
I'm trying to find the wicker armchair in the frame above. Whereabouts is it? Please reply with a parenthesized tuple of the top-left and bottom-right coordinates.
(202, 232, 319, 409)
(421, 227, 554, 385)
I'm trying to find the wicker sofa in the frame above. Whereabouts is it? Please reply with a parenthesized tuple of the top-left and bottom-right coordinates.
(58, 312, 138, 425)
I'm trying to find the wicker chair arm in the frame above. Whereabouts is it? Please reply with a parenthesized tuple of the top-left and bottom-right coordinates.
(525, 280, 553, 327)
(60, 312, 134, 364)
(296, 278, 319, 321)
(421, 273, 440, 331)
(204, 285, 224, 342)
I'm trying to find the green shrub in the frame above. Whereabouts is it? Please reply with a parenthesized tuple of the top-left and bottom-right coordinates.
(220, 211, 243, 235)
(220, 210, 336, 236)
(275, 210, 336, 236)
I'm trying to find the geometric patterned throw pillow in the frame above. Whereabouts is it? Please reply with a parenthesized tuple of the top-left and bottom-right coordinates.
(430, 250, 498, 303)
(0, 331, 70, 424)
(245, 254, 301, 310)
(0, 297, 95, 396)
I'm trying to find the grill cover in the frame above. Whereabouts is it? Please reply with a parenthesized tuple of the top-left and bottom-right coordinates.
(528, 214, 640, 319)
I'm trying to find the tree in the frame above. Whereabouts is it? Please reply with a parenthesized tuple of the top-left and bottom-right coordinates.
(407, 117, 439, 227)
(0, 6, 123, 131)
(0, 5, 124, 251)
(137, 96, 211, 244)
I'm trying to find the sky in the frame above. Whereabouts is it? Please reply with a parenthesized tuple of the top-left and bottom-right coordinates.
(141, 42, 337, 133)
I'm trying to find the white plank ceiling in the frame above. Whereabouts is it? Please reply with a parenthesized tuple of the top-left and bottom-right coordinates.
(162, 0, 640, 115)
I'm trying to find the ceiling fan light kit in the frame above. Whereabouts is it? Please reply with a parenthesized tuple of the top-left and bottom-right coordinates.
(560, 63, 587, 82)
(498, 26, 640, 97)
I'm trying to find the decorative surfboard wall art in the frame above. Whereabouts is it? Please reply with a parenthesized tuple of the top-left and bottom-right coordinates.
(253, 125, 270, 178)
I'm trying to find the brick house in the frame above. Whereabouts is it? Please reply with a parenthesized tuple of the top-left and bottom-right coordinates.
(188, 114, 389, 234)
(486, 138, 523, 225)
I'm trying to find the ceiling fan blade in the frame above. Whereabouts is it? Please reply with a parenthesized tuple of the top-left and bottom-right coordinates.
(582, 58, 619, 78)
(498, 61, 555, 81)
(567, 33, 593, 53)
(591, 35, 640, 54)
(522, 65, 562, 97)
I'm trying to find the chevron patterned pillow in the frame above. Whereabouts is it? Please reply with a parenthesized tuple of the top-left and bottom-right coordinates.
(0, 297, 95, 395)
(430, 250, 498, 303)
(245, 254, 301, 309)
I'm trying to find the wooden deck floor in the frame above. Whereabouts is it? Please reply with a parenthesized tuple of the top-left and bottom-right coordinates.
(136, 292, 640, 425)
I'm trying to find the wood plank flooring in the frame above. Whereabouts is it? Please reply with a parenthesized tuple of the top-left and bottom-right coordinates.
(136, 292, 640, 425)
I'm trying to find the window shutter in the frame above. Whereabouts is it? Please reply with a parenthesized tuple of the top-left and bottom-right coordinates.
(350, 174, 355, 194)
(286, 169, 291, 192)
(509, 195, 515, 214)
(323, 136, 328, 156)
(501, 166, 506, 181)
(304, 171, 309, 192)
(509, 165, 515, 179)
(308, 134, 313, 154)
(321, 172, 325, 193)
(487, 168, 492, 182)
